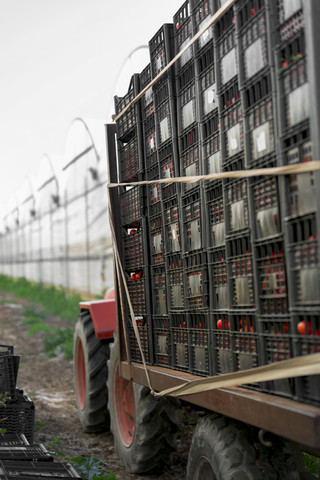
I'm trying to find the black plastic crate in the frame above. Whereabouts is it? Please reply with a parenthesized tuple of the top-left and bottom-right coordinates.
(201, 118, 221, 190)
(208, 248, 229, 309)
(205, 183, 225, 248)
(157, 143, 179, 200)
(148, 213, 165, 266)
(120, 186, 145, 227)
(177, 78, 197, 135)
(151, 266, 167, 315)
(180, 141, 201, 195)
(123, 222, 145, 271)
(167, 254, 185, 311)
(231, 312, 259, 371)
(140, 63, 154, 122)
(215, 6, 238, 92)
(153, 315, 171, 367)
(182, 188, 203, 252)
(184, 251, 209, 310)
(244, 84, 276, 168)
(149, 24, 175, 84)
(287, 214, 320, 307)
(292, 311, 320, 405)
(276, 32, 310, 134)
(236, 0, 272, 88)
(277, 0, 304, 44)
(0, 434, 28, 446)
(155, 96, 177, 150)
(164, 196, 182, 254)
(127, 268, 148, 316)
(212, 312, 234, 374)
(198, 59, 218, 121)
(118, 133, 143, 183)
(114, 74, 141, 142)
(220, 82, 244, 167)
(173, 1, 194, 72)
(189, 312, 212, 375)
(0, 391, 35, 444)
(227, 235, 255, 308)
(191, 0, 217, 54)
(143, 113, 157, 170)
(225, 178, 249, 235)
(128, 316, 150, 364)
(251, 176, 281, 240)
(0, 461, 81, 479)
(0, 356, 17, 399)
(255, 239, 288, 315)
(179, 124, 199, 157)
(171, 313, 189, 371)
(0, 444, 53, 462)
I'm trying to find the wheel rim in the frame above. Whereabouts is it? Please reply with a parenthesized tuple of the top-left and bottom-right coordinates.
(114, 361, 135, 447)
(75, 337, 86, 410)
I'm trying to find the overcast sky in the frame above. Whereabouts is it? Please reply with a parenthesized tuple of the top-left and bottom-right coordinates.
(0, 0, 183, 215)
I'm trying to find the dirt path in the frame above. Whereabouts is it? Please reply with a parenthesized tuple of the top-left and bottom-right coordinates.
(0, 291, 197, 480)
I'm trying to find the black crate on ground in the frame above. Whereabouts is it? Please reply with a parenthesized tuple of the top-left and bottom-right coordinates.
(191, 0, 217, 55)
(122, 221, 145, 271)
(255, 239, 288, 316)
(0, 356, 17, 399)
(173, 1, 194, 72)
(243, 74, 276, 168)
(276, 32, 309, 135)
(215, 6, 238, 92)
(171, 313, 189, 371)
(182, 187, 203, 252)
(184, 251, 209, 311)
(212, 312, 234, 374)
(208, 247, 229, 310)
(126, 268, 149, 316)
(259, 317, 294, 398)
(225, 178, 249, 235)
(118, 133, 144, 183)
(189, 312, 212, 375)
(153, 315, 172, 367)
(0, 434, 28, 446)
(167, 254, 185, 312)
(120, 187, 145, 227)
(148, 212, 165, 266)
(286, 214, 320, 308)
(128, 316, 150, 364)
(143, 112, 157, 170)
(149, 24, 175, 84)
(140, 64, 154, 122)
(292, 311, 320, 405)
(0, 390, 35, 444)
(0, 444, 53, 462)
(227, 234, 255, 309)
(0, 461, 81, 479)
(180, 140, 201, 195)
(251, 176, 281, 240)
(205, 183, 225, 248)
(114, 74, 141, 142)
(151, 265, 167, 315)
(277, 0, 304, 45)
(164, 196, 182, 254)
(235, 0, 273, 89)
(220, 82, 244, 168)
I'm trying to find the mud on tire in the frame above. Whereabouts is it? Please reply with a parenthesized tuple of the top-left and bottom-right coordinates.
(107, 336, 179, 474)
(73, 310, 111, 433)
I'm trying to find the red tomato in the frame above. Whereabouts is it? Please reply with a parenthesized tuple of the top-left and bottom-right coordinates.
(129, 229, 136, 235)
(135, 271, 142, 280)
(130, 274, 135, 281)
(217, 319, 222, 330)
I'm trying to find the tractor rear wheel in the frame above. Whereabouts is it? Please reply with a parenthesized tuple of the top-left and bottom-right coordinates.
(73, 310, 111, 433)
(107, 335, 179, 474)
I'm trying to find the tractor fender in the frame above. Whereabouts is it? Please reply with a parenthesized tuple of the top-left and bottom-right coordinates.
(79, 299, 116, 340)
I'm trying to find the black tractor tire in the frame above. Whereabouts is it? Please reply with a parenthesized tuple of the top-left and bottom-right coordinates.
(107, 336, 179, 474)
(73, 310, 111, 433)
(186, 414, 265, 480)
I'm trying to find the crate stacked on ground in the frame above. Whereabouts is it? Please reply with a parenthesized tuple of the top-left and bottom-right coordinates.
(0, 460, 82, 479)
(274, 0, 319, 404)
(114, 77, 152, 364)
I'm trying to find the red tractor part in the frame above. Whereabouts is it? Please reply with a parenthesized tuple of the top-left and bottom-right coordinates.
(79, 298, 116, 340)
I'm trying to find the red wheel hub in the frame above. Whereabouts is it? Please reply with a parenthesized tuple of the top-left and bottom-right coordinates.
(75, 337, 86, 410)
(114, 362, 135, 447)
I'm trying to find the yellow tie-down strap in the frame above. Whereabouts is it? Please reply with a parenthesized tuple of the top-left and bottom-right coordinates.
(108, 162, 320, 398)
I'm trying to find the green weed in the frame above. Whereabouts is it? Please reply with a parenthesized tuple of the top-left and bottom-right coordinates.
(303, 452, 320, 477)
(35, 417, 46, 431)
(44, 327, 74, 359)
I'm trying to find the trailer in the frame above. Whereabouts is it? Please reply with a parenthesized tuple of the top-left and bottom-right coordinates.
(73, 0, 320, 478)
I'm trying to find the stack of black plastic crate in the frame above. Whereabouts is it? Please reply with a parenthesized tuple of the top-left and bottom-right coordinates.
(114, 76, 152, 364)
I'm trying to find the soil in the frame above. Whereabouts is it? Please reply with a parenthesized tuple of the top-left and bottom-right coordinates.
(0, 291, 199, 480)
